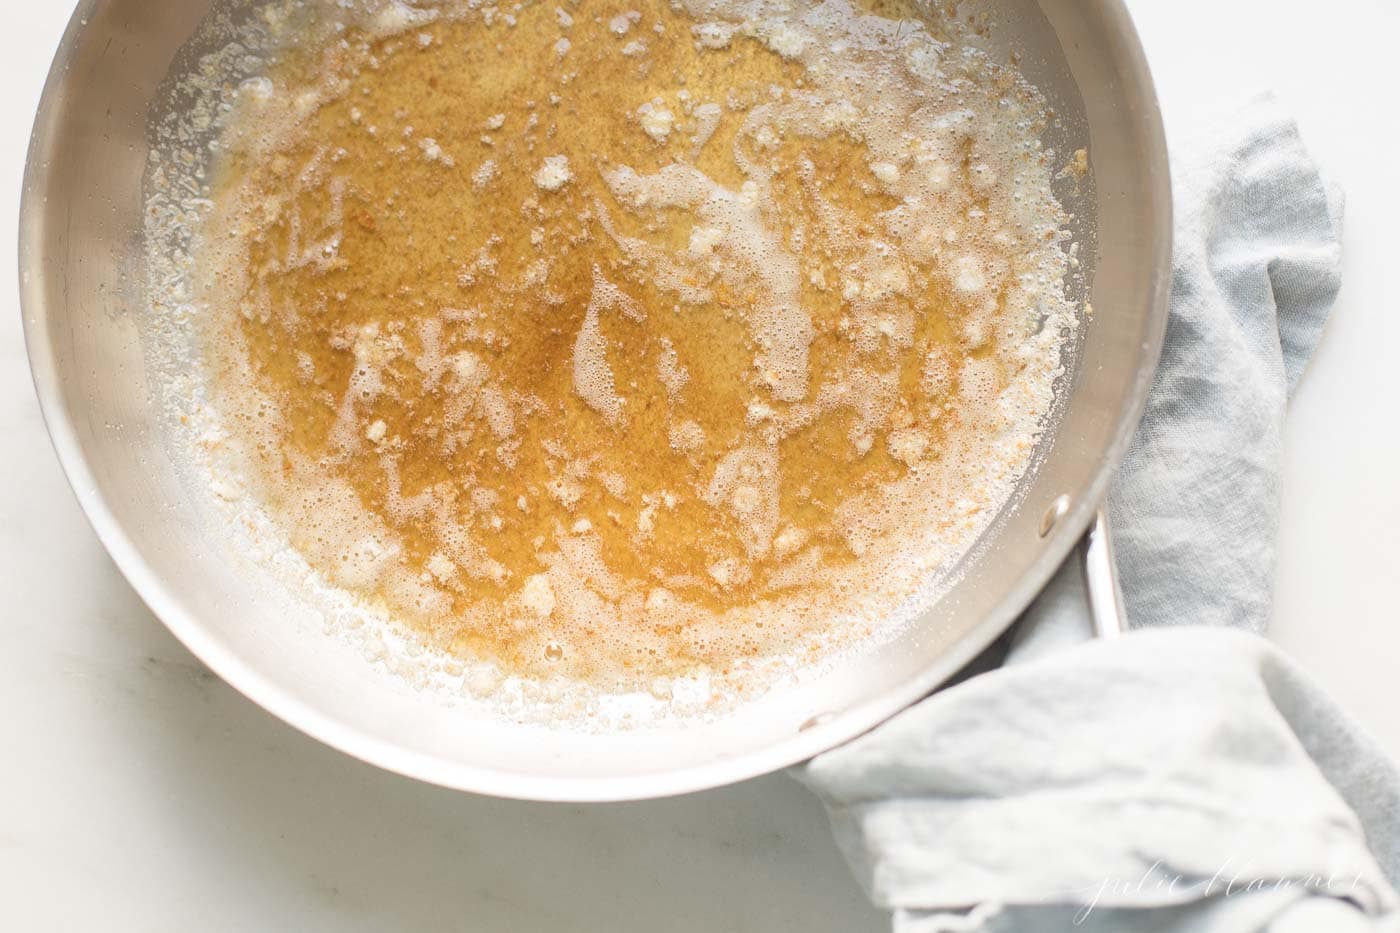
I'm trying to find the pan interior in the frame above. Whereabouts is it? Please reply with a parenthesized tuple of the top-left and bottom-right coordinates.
(21, 0, 1166, 799)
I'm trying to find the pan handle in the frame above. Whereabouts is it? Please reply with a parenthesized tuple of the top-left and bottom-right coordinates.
(1080, 510, 1126, 639)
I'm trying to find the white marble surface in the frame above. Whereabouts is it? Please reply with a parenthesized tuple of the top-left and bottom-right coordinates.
(2, 2, 1396, 930)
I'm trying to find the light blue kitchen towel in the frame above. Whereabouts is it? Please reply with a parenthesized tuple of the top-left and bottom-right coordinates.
(797, 95, 1400, 932)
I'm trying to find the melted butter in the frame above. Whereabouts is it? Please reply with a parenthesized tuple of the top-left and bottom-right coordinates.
(198, 0, 1072, 686)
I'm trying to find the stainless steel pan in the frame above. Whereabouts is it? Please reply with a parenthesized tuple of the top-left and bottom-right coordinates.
(19, 0, 1170, 801)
